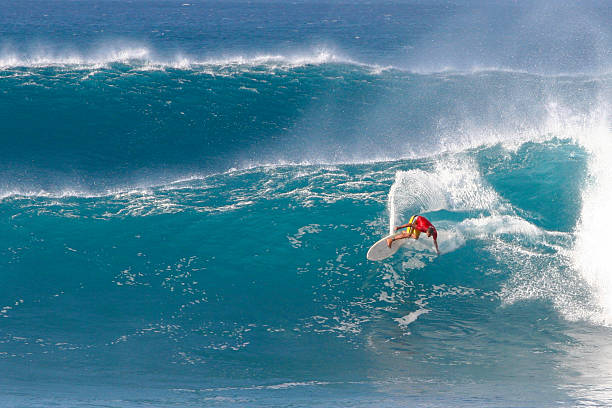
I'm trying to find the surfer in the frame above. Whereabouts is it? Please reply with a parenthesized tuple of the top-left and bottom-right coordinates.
(387, 215, 440, 255)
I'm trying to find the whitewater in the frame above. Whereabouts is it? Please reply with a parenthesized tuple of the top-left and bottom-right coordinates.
(2, 0, 612, 406)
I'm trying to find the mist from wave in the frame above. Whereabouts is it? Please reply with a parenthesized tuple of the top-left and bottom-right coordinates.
(2, 0, 611, 74)
(2, 53, 609, 197)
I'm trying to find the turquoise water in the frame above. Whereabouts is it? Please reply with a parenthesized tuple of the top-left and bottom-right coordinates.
(2, 1, 612, 406)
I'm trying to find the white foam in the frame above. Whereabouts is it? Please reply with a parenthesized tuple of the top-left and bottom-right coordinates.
(497, 236, 599, 323)
(0, 46, 151, 69)
(475, 97, 612, 326)
(200, 380, 331, 392)
(0, 45, 361, 71)
(568, 99, 612, 325)
(457, 215, 542, 239)
(394, 309, 429, 328)
(5, 43, 607, 77)
(387, 157, 501, 232)
(430, 215, 542, 255)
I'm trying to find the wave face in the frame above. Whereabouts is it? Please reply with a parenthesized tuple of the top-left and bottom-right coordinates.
(1, 62, 607, 194)
(2, 1, 612, 407)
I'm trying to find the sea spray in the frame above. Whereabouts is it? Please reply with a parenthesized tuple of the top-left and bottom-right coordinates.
(571, 100, 612, 324)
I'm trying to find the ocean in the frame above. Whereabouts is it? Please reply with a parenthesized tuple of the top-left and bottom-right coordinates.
(1, 0, 612, 406)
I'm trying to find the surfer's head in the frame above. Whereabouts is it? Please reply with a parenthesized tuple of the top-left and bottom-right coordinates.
(426, 226, 437, 240)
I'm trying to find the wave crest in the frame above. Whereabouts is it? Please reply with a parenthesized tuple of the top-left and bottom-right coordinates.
(0, 45, 362, 71)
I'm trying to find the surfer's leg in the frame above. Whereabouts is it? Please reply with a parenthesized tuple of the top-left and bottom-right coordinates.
(387, 232, 409, 247)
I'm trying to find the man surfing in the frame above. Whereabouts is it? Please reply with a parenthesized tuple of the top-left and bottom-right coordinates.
(387, 215, 440, 255)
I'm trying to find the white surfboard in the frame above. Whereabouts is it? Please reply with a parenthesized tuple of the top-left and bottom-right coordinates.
(367, 234, 406, 261)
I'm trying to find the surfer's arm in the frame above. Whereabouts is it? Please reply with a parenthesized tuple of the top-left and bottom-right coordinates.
(394, 222, 415, 231)
(433, 239, 440, 255)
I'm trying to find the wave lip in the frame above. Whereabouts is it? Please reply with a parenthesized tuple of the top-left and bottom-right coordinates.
(0, 46, 152, 69)
(0, 45, 368, 71)
(7, 46, 610, 77)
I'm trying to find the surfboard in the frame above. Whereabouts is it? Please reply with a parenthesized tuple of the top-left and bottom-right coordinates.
(367, 234, 406, 261)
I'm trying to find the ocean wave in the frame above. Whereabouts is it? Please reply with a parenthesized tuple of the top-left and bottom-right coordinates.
(1, 49, 607, 196)
(0, 45, 370, 72)
(3, 44, 611, 79)
(388, 156, 504, 234)
(0, 164, 392, 219)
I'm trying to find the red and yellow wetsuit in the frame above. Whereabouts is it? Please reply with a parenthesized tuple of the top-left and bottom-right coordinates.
(407, 215, 438, 240)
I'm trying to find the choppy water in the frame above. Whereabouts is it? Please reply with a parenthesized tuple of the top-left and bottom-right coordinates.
(2, 1, 612, 407)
